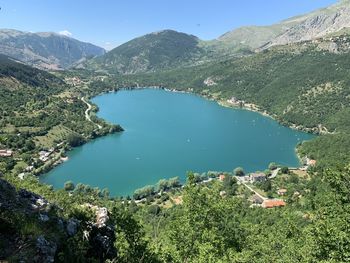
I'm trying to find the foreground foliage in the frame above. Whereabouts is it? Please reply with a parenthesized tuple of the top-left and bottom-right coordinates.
(2, 166, 350, 262)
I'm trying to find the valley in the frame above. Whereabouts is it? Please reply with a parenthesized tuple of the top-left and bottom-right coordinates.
(1, 0, 350, 262)
(41, 88, 314, 196)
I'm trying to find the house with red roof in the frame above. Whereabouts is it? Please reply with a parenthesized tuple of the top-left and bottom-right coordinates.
(261, 199, 286, 208)
(218, 174, 226, 181)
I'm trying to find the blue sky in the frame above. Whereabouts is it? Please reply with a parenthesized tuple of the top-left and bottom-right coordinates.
(0, 0, 337, 50)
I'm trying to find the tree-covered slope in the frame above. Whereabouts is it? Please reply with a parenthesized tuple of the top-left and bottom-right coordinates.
(0, 55, 121, 177)
(87, 30, 207, 74)
(0, 54, 64, 87)
(112, 34, 350, 167)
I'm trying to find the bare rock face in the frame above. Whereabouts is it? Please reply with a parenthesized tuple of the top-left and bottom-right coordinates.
(0, 29, 105, 70)
(95, 207, 109, 228)
(87, 222, 117, 260)
(265, 6, 350, 49)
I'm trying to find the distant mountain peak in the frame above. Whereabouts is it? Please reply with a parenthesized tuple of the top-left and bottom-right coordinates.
(218, 0, 350, 52)
(0, 28, 105, 70)
(87, 29, 202, 74)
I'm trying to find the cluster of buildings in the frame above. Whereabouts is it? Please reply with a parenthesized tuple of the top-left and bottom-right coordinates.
(227, 97, 244, 107)
(0, 149, 13, 157)
(65, 76, 82, 87)
(251, 194, 286, 208)
(300, 156, 317, 171)
(239, 172, 267, 184)
(39, 148, 55, 162)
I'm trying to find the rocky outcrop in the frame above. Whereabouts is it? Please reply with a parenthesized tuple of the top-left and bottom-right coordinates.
(0, 179, 118, 261)
(66, 218, 80, 236)
(35, 235, 57, 263)
(80, 204, 117, 259)
(87, 222, 117, 260)
(96, 207, 109, 228)
(263, 4, 350, 49)
(18, 188, 50, 212)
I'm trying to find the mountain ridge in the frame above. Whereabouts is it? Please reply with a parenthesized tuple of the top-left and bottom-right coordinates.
(0, 29, 106, 70)
(84, 1, 350, 74)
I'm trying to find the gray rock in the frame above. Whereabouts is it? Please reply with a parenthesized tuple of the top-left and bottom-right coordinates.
(57, 218, 64, 231)
(265, 6, 350, 49)
(38, 213, 50, 222)
(36, 235, 57, 263)
(66, 218, 79, 236)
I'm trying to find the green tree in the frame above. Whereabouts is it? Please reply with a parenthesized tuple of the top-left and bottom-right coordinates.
(168, 176, 180, 188)
(157, 179, 169, 192)
(223, 175, 238, 196)
(67, 134, 85, 147)
(101, 188, 110, 198)
(269, 162, 278, 170)
(64, 180, 75, 191)
(234, 167, 245, 176)
(281, 166, 289, 174)
(165, 173, 246, 261)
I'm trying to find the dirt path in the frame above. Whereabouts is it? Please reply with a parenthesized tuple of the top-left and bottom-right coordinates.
(236, 177, 267, 200)
(81, 97, 102, 129)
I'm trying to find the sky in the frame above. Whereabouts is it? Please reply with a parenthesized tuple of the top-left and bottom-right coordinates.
(0, 0, 338, 50)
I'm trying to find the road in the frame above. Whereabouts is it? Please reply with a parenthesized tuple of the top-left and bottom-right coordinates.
(269, 168, 281, 179)
(81, 97, 102, 129)
(236, 177, 267, 200)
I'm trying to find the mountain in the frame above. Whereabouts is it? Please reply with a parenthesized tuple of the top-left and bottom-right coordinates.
(86, 1, 350, 75)
(218, 0, 350, 51)
(0, 54, 63, 88)
(86, 30, 208, 74)
(262, 0, 350, 49)
(85, 29, 254, 74)
(0, 29, 105, 70)
(119, 32, 350, 167)
(217, 22, 298, 51)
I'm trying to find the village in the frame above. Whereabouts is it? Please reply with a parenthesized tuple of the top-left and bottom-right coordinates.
(0, 140, 68, 179)
(1, 136, 317, 210)
(130, 157, 317, 210)
(1, 120, 317, 211)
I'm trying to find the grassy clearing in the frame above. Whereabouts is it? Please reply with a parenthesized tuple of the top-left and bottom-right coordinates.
(34, 125, 72, 148)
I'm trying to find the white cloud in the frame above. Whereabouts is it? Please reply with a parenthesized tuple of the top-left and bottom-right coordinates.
(58, 30, 73, 37)
(103, 41, 119, 51)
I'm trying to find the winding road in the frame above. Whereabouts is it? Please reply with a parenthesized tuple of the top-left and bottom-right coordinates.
(269, 168, 281, 179)
(81, 97, 102, 129)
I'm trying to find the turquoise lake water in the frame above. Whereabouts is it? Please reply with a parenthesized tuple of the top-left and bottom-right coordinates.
(41, 89, 315, 196)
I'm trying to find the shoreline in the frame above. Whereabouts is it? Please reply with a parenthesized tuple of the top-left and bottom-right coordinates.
(106, 85, 322, 135)
(39, 85, 316, 191)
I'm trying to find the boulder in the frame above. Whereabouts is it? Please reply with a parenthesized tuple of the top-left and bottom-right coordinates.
(38, 213, 50, 222)
(88, 223, 117, 260)
(35, 235, 57, 263)
(66, 218, 79, 236)
(95, 207, 109, 228)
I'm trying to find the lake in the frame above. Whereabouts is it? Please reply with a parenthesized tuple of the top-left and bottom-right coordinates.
(41, 89, 315, 196)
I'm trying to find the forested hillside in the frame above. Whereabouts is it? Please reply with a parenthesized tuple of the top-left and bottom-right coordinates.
(0, 55, 121, 177)
(112, 34, 350, 167)
(85, 29, 253, 74)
